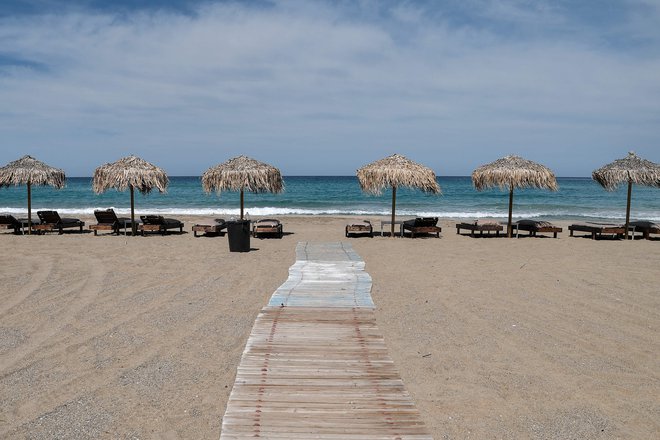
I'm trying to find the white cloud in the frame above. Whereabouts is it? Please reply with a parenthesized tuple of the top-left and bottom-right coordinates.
(0, 0, 659, 176)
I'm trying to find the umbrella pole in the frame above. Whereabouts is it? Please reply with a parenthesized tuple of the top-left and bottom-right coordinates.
(130, 185, 136, 236)
(391, 185, 396, 238)
(625, 180, 632, 240)
(27, 181, 32, 235)
(240, 189, 244, 220)
(507, 185, 514, 238)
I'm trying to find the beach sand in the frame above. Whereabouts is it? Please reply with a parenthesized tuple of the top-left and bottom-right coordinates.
(1, 217, 658, 439)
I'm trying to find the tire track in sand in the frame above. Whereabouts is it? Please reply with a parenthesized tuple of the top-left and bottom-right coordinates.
(0, 257, 54, 321)
(0, 256, 106, 372)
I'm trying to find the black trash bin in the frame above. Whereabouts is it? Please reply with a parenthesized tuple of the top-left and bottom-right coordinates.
(227, 220, 251, 252)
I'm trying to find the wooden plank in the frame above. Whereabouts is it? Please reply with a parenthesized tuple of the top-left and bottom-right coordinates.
(220, 242, 432, 439)
(140, 224, 162, 232)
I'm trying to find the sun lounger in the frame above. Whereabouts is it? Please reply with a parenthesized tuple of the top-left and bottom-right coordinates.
(403, 217, 441, 238)
(139, 215, 184, 235)
(34, 210, 84, 234)
(568, 222, 627, 240)
(0, 214, 34, 234)
(456, 220, 503, 237)
(192, 218, 227, 237)
(512, 219, 562, 238)
(629, 221, 660, 240)
(345, 220, 373, 237)
(89, 209, 132, 236)
(252, 219, 283, 238)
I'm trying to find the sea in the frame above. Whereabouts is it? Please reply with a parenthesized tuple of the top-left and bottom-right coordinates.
(1, 176, 659, 222)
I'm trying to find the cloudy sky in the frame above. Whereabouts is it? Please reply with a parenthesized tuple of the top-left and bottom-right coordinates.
(1, 0, 659, 176)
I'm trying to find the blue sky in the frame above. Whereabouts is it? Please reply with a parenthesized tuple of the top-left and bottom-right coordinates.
(1, 0, 659, 176)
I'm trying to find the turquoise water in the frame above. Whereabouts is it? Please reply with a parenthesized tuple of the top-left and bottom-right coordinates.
(1, 176, 659, 221)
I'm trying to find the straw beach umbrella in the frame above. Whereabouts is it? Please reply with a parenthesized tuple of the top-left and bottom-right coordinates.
(202, 155, 283, 220)
(0, 155, 66, 234)
(592, 151, 660, 239)
(92, 155, 169, 235)
(472, 155, 558, 238)
(357, 153, 441, 237)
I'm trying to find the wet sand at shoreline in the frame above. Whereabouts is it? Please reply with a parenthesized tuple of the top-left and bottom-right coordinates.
(1, 216, 658, 439)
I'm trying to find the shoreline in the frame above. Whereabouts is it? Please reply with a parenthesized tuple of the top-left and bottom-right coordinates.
(3, 176, 659, 222)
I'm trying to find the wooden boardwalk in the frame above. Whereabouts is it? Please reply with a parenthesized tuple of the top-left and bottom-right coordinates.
(220, 242, 432, 439)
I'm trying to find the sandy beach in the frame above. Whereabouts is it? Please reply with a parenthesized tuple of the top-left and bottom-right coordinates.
(1, 216, 658, 439)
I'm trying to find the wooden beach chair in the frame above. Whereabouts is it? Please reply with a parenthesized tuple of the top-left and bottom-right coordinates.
(34, 210, 84, 234)
(456, 220, 503, 237)
(0, 214, 33, 234)
(512, 219, 562, 238)
(402, 217, 442, 238)
(568, 222, 626, 240)
(345, 220, 373, 238)
(192, 218, 227, 237)
(629, 221, 660, 240)
(89, 209, 132, 236)
(139, 215, 184, 235)
(252, 219, 283, 238)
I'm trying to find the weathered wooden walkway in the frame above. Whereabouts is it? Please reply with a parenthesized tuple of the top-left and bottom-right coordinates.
(220, 242, 432, 439)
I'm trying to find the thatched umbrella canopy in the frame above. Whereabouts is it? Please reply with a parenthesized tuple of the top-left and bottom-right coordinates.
(592, 151, 660, 239)
(472, 155, 558, 238)
(201, 155, 283, 220)
(357, 153, 441, 237)
(93, 155, 169, 235)
(0, 155, 66, 234)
